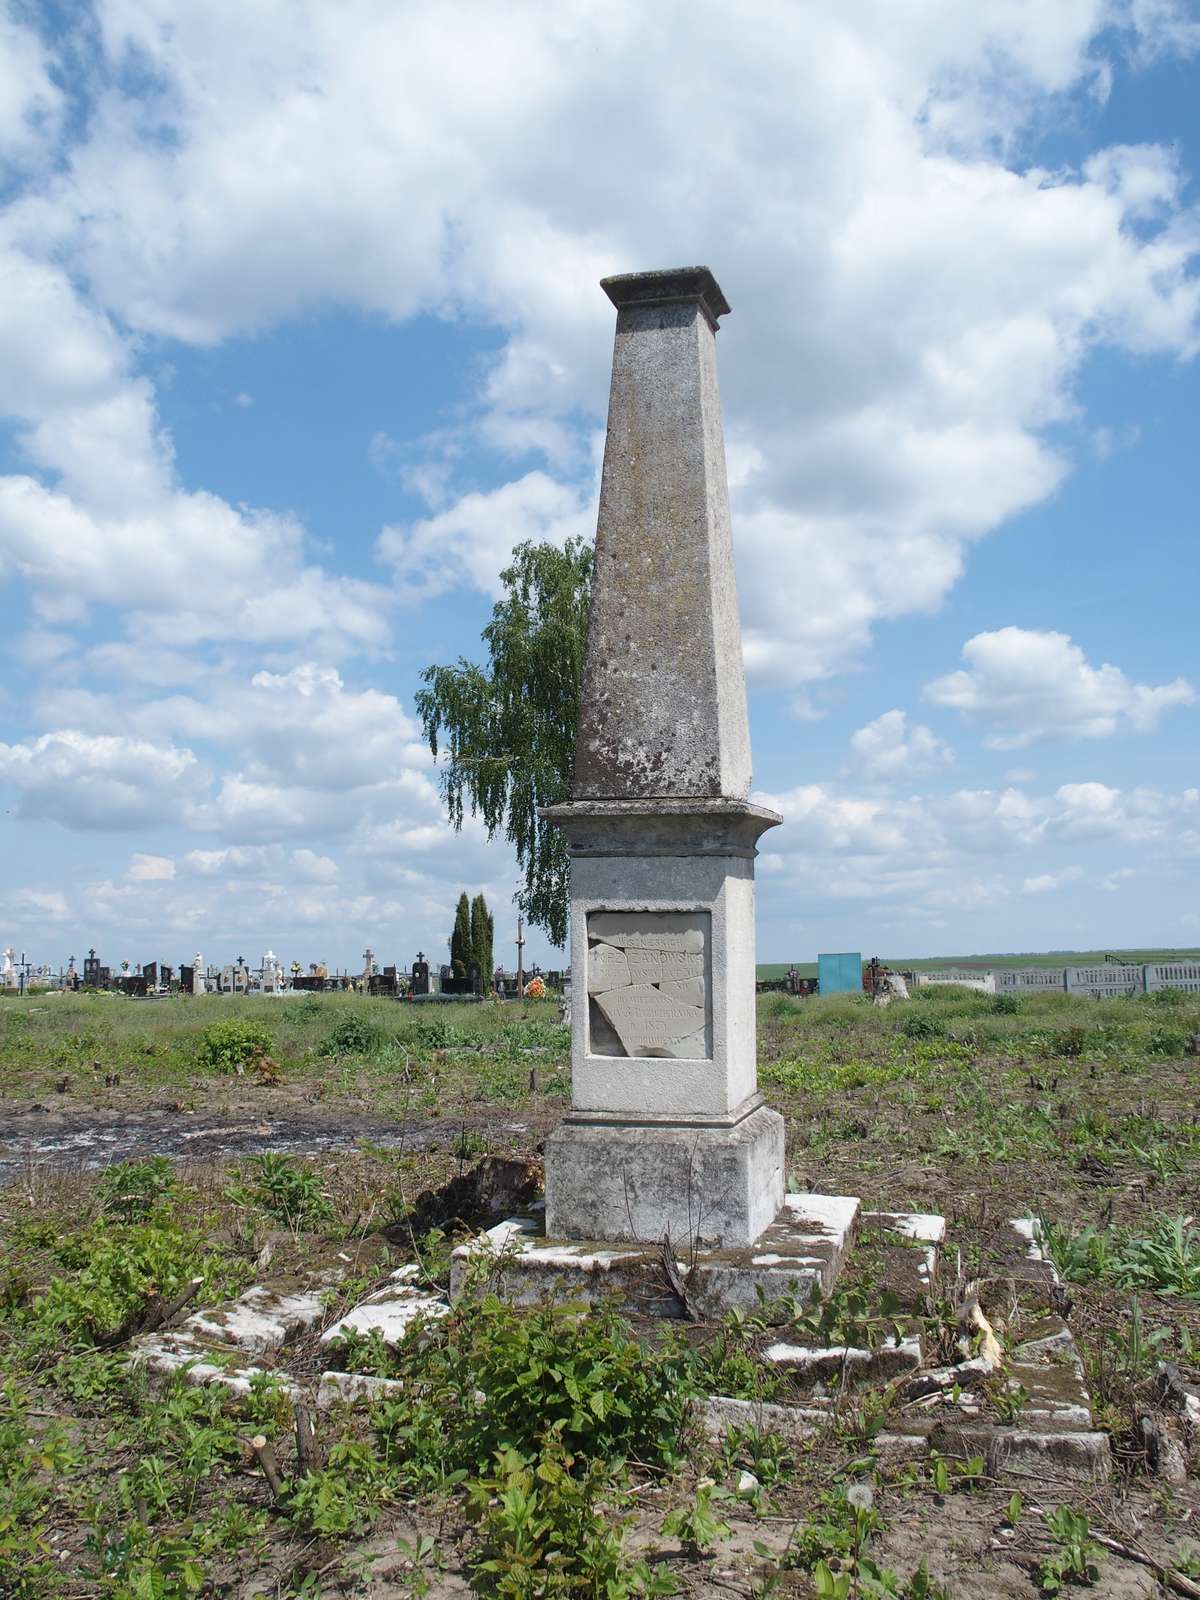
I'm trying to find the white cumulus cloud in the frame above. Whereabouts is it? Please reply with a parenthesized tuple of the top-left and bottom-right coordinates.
(924, 626, 1195, 746)
(848, 710, 955, 780)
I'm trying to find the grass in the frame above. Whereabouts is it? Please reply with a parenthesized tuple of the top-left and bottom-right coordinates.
(2, 985, 1200, 1593)
(0, 990, 571, 1120)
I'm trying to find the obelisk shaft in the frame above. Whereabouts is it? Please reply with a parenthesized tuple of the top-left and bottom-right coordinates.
(574, 267, 751, 801)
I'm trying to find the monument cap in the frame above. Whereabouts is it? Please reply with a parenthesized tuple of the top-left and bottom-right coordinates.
(601, 266, 731, 329)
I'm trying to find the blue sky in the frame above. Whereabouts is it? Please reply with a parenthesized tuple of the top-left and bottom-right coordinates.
(0, 0, 1198, 974)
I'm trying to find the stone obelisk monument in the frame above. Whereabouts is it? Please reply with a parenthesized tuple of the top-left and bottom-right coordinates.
(542, 267, 785, 1250)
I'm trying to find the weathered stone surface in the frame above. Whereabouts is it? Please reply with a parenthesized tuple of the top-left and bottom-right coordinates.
(183, 1282, 327, 1357)
(699, 1395, 831, 1444)
(659, 975, 706, 1005)
(657, 1028, 709, 1060)
(1014, 1316, 1076, 1361)
(862, 1211, 945, 1307)
(588, 912, 706, 952)
(543, 1101, 785, 1248)
(865, 1211, 946, 1244)
(320, 1266, 449, 1349)
(764, 1336, 922, 1384)
(464, 1187, 857, 1316)
(132, 1329, 300, 1400)
(587, 943, 630, 995)
(586, 911, 711, 1058)
(626, 948, 664, 985)
(574, 268, 750, 802)
(595, 983, 706, 1057)
(931, 1420, 1112, 1481)
(317, 1371, 409, 1410)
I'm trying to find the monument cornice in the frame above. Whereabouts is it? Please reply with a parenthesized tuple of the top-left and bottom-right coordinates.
(600, 265, 731, 331)
(540, 796, 781, 860)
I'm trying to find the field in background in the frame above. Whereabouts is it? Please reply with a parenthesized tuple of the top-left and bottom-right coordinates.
(757, 945, 1200, 980)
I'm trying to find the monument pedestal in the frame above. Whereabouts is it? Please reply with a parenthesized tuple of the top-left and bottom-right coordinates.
(540, 797, 784, 1250)
(544, 1097, 784, 1250)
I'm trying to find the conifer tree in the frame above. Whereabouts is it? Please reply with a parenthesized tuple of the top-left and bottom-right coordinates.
(470, 893, 494, 984)
(450, 892, 471, 978)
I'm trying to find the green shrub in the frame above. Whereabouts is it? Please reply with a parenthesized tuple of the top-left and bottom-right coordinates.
(319, 1013, 380, 1058)
(16, 1219, 250, 1352)
(196, 1019, 273, 1074)
(901, 1012, 946, 1040)
(1146, 1025, 1188, 1057)
(468, 1443, 675, 1597)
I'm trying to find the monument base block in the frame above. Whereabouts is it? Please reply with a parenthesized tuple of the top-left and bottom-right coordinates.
(451, 1193, 860, 1321)
(543, 1098, 785, 1250)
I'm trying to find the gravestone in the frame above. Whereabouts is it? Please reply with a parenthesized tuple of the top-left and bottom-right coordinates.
(539, 266, 787, 1251)
(453, 268, 860, 1317)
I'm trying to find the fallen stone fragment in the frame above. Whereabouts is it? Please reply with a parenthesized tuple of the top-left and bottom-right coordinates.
(1139, 1414, 1189, 1483)
(316, 1371, 409, 1410)
(904, 1355, 996, 1400)
(132, 1329, 300, 1401)
(184, 1282, 328, 1357)
(321, 1265, 449, 1349)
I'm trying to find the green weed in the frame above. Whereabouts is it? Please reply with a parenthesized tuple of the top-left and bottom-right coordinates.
(1037, 1506, 1104, 1593)
(319, 1013, 382, 1057)
(227, 1153, 334, 1228)
(1038, 1215, 1200, 1296)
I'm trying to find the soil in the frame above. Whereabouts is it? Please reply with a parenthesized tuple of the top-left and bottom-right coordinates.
(0, 1096, 548, 1185)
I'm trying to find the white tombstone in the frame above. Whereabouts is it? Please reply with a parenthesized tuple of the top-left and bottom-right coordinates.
(192, 953, 205, 996)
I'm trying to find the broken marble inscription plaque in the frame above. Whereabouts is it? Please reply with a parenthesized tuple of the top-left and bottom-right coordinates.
(586, 910, 711, 1059)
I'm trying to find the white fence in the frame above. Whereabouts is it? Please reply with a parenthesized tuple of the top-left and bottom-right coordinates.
(914, 962, 1200, 997)
(912, 970, 996, 994)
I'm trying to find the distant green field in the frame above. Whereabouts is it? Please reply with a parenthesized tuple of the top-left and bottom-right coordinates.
(756, 946, 1200, 980)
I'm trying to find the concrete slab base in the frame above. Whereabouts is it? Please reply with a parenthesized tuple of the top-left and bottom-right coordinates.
(450, 1192, 861, 1320)
(544, 1100, 786, 1249)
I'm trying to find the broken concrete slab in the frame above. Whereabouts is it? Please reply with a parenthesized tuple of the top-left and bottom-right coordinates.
(132, 1328, 300, 1401)
(453, 1193, 860, 1320)
(316, 1371, 409, 1410)
(182, 1282, 328, 1357)
(321, 1265, 449, 1348)
(763, 1336, 922, 1384)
